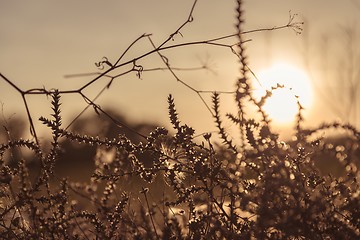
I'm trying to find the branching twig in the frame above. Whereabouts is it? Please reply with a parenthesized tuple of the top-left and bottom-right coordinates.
(0, 1, 305, 147)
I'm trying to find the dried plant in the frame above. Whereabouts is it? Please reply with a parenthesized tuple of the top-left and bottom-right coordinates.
(0, 0, 359, 239)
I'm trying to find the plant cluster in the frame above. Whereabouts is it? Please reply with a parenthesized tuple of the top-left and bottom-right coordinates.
(1, 0, 359, 239)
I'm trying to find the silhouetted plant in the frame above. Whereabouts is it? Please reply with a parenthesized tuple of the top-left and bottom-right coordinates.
(0, 0, 359, 239)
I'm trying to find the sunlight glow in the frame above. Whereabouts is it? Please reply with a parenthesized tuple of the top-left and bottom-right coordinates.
(253, 63, 313, 124)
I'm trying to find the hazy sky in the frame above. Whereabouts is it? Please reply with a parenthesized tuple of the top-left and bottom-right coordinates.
(1, 0, 359, 139)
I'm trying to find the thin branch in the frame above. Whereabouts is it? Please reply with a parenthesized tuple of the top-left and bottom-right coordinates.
(147, 35, 214, 116)
(113, 33, 152, 67)
(0, 3, 306, 142)
(79, 93, 147, 139)
(157, 0, 198, 49)
(0, 73, 23, 93)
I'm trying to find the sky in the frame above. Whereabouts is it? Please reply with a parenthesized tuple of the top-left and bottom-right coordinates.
(0, 0, 359, 140)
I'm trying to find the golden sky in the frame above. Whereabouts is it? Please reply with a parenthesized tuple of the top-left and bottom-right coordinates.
(0, 0, 359, 139)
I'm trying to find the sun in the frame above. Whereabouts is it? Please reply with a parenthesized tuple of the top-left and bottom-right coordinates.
(253, 63, 313, 124)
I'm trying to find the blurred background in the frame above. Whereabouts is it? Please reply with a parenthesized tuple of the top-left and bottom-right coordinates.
(0, 0, 359, 143)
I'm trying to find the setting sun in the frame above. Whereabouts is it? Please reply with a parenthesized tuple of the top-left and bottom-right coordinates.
(253, 63, 313, 124)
